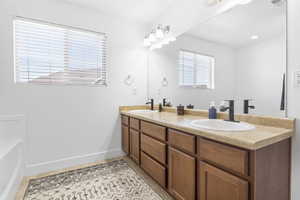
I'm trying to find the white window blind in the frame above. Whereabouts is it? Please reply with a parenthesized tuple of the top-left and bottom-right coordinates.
(179, 50, 215, 89)
(14, 18, 107, 86)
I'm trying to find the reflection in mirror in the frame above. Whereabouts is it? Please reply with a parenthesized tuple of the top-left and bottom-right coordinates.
(148, 0, 286, 117)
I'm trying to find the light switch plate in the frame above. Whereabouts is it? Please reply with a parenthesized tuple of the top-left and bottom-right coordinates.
(294, 71, 300, 87)
(132, 87, 137, 95)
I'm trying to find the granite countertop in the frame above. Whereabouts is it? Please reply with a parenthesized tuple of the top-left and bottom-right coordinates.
(120, 109, 294, 150)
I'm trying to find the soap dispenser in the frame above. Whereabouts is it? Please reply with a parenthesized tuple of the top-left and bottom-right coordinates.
(208, 101, 217, 119)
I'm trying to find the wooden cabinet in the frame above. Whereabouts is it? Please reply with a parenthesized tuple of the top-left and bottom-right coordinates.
(199, 161, 248, 200)
(169, 129, 196, 154)
(121, 115, 291, 200)
(130, 118, 140, 130)
(130, 129, 140, 164)
(121, 115, 129, 126)
(121, 125, 129, 154)
(141, 121, 166, 141)
(141, 152, 166, 187)
(141, 134, 166, 164)
(198, 138, 248, 175)
(168, 147, 196, 200)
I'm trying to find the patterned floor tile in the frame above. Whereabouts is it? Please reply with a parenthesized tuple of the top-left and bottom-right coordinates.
(23, 159, 166, 200)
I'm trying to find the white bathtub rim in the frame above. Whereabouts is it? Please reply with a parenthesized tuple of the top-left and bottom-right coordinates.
(0, 140, 23, 159)
(0, 141, 24, 200)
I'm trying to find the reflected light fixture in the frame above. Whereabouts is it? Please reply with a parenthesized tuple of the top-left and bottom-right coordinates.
(143, 25, 176, 50)
(251, 35, 259, 40)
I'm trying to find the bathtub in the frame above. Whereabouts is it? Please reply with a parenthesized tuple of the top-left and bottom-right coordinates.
(0, 141, 24, 200)
(0, 115, 25, 200)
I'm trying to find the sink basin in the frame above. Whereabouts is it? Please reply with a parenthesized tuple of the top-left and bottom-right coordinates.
(128, 109, 158, 114)
(190, 119, 255, 132)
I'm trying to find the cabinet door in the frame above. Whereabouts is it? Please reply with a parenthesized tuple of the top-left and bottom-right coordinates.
(199, 161, 248, 200)
(122, 125, 129, 154)
(130, 129, 140, 164)
(168, 147, 196, 200)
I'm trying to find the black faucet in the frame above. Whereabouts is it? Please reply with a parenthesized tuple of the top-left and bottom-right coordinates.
(146, 99, 154, 110)
(220, 100, 239, 122)
(162, 98, 172, 107)
(244, 99, 255, 114)
(163, 98, 167, 107)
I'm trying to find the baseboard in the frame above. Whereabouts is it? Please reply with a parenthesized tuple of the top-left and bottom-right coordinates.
(25, 149, 124, 176)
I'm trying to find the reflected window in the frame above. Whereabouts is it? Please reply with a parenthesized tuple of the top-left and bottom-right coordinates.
(179, 50, 215, 89)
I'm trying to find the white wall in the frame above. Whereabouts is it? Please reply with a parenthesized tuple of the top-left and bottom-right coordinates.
(288, 0, 300, 199)
(148, 34, 236, 109)
(235, 35, 286, 117)
(0, 0, 148, 175)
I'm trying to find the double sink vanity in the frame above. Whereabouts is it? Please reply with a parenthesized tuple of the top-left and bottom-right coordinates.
(120, 106, 294, 200)
(118, 0, 292, 199)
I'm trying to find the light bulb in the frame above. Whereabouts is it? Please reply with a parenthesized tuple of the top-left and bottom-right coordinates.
(143, 37, 151, 47)
(156, 26, 164, 39)
(149, 32, 156, 42)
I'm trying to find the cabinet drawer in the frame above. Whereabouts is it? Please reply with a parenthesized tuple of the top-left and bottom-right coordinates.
(141, 152, 166, 188)
(141, 121, 166, 141)
(141, 134, 166, 164)
(198, 138, 249, 175)
(130, 129, 140, 164)
(121, 115, 129, 126)
(130, 118, 140, 130)
(169, 129, 196, 154)
(121, 125, 129, 154)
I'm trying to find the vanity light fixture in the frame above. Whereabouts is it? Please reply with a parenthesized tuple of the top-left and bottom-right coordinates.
(144, 25, 176, 50)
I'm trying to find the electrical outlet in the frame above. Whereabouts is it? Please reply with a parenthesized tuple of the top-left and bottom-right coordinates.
(157, 89, 161, 95)
(294, 71, 300, 87)
(132, 87, 137, 95)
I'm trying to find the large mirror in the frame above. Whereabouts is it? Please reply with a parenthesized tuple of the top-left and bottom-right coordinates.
(148, 0, 286, 117)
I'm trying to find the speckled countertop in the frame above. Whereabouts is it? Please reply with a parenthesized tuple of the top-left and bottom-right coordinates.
(120, 107, 294, 150)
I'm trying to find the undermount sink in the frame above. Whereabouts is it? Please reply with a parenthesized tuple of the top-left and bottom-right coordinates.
(190, 119, 255, 132)
(128, 109, 158, 114)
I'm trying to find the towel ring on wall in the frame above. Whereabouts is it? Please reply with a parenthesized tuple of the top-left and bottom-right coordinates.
(124, 75, 134, 86)
(162, 77, 168, 87)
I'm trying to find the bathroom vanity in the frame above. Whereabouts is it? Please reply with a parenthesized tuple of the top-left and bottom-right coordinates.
(120, 106, 294, 200)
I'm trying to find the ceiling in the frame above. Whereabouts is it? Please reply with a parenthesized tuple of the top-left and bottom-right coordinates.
(186, 0, 286, 48)
(59, 0, 174, 24)
(58, 0, 285, 48)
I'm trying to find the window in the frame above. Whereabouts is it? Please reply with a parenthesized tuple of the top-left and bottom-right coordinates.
(14, 18, 107, 86)
(179, 50, 215, 89)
